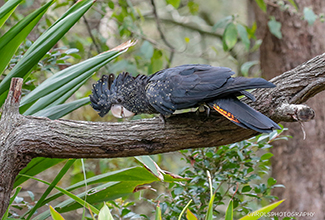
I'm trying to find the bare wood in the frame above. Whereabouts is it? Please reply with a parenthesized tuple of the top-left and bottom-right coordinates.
(1, 53, 325, 217)
(0, 78, 32, 218)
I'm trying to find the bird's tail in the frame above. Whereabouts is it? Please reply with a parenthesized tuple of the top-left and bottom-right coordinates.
(207, 97, 280, 133)
(90, 74, 115, 117)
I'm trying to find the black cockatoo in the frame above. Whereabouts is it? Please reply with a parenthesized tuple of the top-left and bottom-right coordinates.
(90, 64, 280, 133)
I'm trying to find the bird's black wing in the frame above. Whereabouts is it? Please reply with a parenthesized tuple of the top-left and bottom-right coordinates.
(146, 64, 235, 114)
(146, 64, 274, 115)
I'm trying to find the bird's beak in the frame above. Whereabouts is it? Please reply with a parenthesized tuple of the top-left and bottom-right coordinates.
(111, 104, 135, 118)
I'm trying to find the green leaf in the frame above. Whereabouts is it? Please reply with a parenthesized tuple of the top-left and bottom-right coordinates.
(223, 23, 238, 50)
(267, 177, 277, 186)
(140, 40, 154, 60)
(186, 209, 198, 220)
(237, 24, 250, 50)
(205, 171, 214, 220)
(32, 97, 90, 119)
(166, 0, 181, 9)
(56, 183, 153, 212)
(272, 184, 285, 188)
(65, 48, 79, 54)
(268, 130, 279, 141)
(240, 200, 285, 220)
(10, 187, 22, 203)
(178, 200, 192, 220)
(267, 17, 282, 39)
(205, 194, 215, 220)
(251, 39, 262, 52)
(304, 7, 317, 25)
(22, 78, 87, 114)
(98, 203, 114, 220)
(0, 0, 54, 77)
(26, 159, 76, 220)
(225, 200, 233, 220)
(0, 91, 6, 107)
(14, 158, 65, 188)
(49, 206, 65, 220)
(163, 171, 189, 182)
(34, 166, 165, 217)
(187, 1, 199, 15)
(20, 41, 135, 115)
(255, 0, 266, 13)
(246, 22, 257, 39)
(108, 1, 114, 9)
(240, 61, 259, 76)
(261, 153, 273, 160)
(18, 174, 100, 216)
(2, 187, 22, 220)
(212, 15, 233, 31)
(155, 204, 162, 220)
(241, 185, 252, 193)
(0, 0, 94, 96)
(0, 0, 23, 28)
(287, 0, 298, 10)
(135, 156, 164, 180)
(149, 49, 163, 74)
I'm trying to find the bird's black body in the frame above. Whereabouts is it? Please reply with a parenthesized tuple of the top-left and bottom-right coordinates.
(90, 64, 280, 133)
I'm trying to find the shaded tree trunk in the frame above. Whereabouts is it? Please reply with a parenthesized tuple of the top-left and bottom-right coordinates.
(254, 0, 325, 218)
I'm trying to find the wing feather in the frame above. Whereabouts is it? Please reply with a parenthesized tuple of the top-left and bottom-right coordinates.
(147, 65, 235, 113)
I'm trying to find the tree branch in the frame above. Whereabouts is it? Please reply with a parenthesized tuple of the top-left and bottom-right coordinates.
(1, 53, 325, 217)
(144, 15, 223, 39)
(0, 78, 32, 218)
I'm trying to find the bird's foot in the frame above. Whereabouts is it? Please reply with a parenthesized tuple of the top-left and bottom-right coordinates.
(196, 105, 210, 117)
(159, 114, 166, 124)
(205, 106, 210, 117)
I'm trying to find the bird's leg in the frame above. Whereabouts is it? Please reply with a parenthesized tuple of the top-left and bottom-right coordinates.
(159, 113, 166, 124)
(196, 105, 206, 116)
(196, 104, 210, 117)
(205, 105, 211, 117)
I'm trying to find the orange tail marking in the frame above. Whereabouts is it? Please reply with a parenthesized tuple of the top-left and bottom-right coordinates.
(213, 104, 239, 123)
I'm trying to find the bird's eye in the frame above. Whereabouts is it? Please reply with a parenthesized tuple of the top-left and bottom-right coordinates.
(117, 98, 123, 103)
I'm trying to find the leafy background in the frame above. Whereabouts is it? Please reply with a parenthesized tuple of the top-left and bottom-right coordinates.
(0, 0, 319, 219)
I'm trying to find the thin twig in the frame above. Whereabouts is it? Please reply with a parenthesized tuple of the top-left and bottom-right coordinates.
(214, 180, 226, 195)
(83, 14, 111, 72)
(216, 184, 232, 206)
(231, 182, 239, 200)
(144, 16, 223, 39)
(150, 0, 175, 67)
(83, 15, 101, 54)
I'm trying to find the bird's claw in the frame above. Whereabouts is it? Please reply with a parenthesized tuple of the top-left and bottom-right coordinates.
(159, 114, 166, 124)
(196, 105, 210, 117)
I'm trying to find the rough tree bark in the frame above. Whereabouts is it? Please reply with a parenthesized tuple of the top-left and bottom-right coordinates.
(1, 52, 325, 217)
(253, 0, 325, 218)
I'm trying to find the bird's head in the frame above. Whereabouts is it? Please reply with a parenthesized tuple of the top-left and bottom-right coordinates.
(90, 72, 136, 118)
